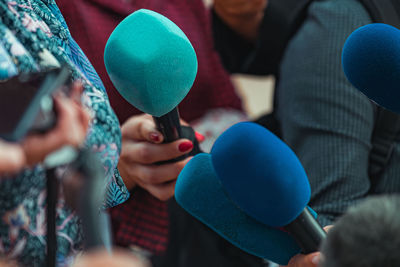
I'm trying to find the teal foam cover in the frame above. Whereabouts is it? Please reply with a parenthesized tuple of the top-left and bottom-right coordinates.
(175, 153, 301, 265)
(104, 9, 198, 116)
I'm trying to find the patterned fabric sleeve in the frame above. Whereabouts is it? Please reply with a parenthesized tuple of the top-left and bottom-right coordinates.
(45, 0, 130, 208)
(0, 1, 128, 265)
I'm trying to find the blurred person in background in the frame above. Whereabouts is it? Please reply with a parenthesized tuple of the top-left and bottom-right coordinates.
(212, 0, 400, 266)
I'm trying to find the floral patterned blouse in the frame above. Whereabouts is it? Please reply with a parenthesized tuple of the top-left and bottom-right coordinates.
(0, 0, 129, 266)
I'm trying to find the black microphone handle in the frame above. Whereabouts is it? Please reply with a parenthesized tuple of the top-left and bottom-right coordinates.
(153, 107, 182, 143)
(283, 208, 327, 254)
(75, 149, 108, 250)
(153, 107, 201, 165)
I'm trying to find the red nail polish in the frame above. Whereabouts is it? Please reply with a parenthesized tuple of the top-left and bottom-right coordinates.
(150, 133, 160, 142)
(178, 141, 193, 152)
(195, 132, 205, 142)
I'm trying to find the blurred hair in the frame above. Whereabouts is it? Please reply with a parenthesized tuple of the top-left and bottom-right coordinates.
(320, 195, 400, 267)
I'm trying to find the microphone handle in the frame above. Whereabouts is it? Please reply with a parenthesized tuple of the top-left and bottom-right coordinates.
(153, 107, 182, 142)
(69, 149, 110, 250)
(284, 208, 327, 254)
(153, 107, 201, 164)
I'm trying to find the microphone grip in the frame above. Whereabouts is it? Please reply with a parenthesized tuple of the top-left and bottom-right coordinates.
(153, 107, 202, 164)
(284, 208, 327, 254)
(153, 107, 182, 142)
(69, 149, 109, 250)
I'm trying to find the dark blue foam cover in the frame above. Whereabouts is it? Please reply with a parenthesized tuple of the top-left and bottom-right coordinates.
(342, 23, 400, 114)
(210, 122, 311, 227)
(175, 153, 301, 265)
(104, 9, 198, 117)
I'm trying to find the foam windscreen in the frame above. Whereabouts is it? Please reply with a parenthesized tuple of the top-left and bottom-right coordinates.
(104, 9, 198, 117)
(211, 122, 311, 227)
(175, 153, 301, 265)
(342, 23, 400, 113)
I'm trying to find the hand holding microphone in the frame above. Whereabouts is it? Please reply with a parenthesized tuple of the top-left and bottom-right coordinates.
(117, 114, 196, 200)
(176, 122, 326, 265)
(104, 9, 202, 199)
(104, 9, 197, 143)
(22, 82, 90, 166)
(0, 81, 89, 175)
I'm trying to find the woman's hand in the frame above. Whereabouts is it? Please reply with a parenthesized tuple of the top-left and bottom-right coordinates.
(280, 226, 333, 267)
(22, 81, 90, 166)
(118, 114, 201, 201)
(0, 140, 26, 174)
(0, 81, 90, 175)
(213, 0, 268, 41)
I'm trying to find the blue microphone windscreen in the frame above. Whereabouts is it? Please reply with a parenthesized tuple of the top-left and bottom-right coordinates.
(175, 153, 301, 265)
(104, 9, 198, 117)
(342, 23, 400, 113)
(210, 122, 311, 227)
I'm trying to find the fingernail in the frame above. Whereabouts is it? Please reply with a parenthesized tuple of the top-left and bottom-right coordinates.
(195, 131, 205, 142)
(311, 254, 319, 265)
(178, 141, 193, 152)
(149, 132, 160, 142)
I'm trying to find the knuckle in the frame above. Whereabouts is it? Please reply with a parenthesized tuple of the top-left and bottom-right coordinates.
(140, 170, 158, 184)
(137, 146, 153, 164)
(158, 190, 174, 201)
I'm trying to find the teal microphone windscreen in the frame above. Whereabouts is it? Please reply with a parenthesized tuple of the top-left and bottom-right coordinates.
(104, 9, 198, 117)
(342, 23, 400, 114)
(175, 153, 301, 265)
(211, 122, 311, 227)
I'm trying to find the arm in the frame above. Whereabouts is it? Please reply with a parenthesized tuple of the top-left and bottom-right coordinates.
(276, 0, 374, 226)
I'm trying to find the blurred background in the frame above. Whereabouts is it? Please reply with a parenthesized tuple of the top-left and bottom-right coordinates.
(203, 0, 275, 120)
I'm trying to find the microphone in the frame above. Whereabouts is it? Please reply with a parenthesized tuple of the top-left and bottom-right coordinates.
(175, 153, 301, 265)
(104, 9, 198, 142)
(46, 148, 112, 251)
(210, 122, 326, 254)
(342, 23, 400, 113)
(62, 149, 111, 250)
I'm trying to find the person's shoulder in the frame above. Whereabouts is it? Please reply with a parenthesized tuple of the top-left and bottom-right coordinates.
(308, 0, 371, 25)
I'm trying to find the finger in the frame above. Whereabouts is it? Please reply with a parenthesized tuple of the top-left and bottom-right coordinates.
(128, 157, 191, 185)
(324, 225, 334, 232)
(54, 97, 85, 146)
(69, 80, 84, 103)
(180, 118, 189, 126)
(121, 114, 163, 143)
(72, 100, 91, 137)
(0, 141, 26, 174)
(283, 252, 320, 267)
(22, 97, 72, 165)
(120, 139, 193, 164)
(195, 131, 205, 143)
